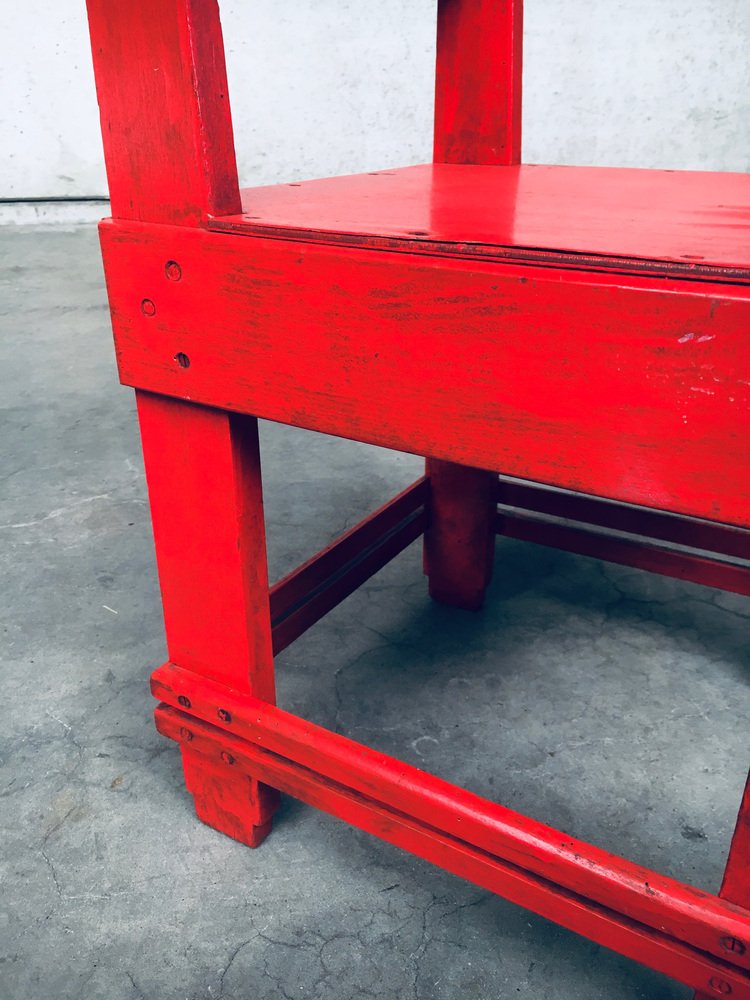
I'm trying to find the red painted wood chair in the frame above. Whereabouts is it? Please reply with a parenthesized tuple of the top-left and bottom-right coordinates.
(85, 1, 750, 994)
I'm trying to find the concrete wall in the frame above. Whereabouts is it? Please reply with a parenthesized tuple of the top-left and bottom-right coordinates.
(1, 1, 748, 211)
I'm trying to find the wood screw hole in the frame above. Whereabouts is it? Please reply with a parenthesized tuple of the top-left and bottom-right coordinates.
(165, 260, 182, 281)
(141, 298, 156, 316)
(721, 936, 746, 955)
(177, 695, 191, 708)
(174, 352, 190, 368)
(179, 727, 193, 741)
(220, 751, 235, 765)
(217, 708, 231, 724)
(709, 978, 733, 996)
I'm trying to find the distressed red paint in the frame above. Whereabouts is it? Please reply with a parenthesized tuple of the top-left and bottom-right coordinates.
(85, 1, 750, 995)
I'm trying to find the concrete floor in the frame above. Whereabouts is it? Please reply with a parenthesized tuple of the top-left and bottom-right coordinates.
(1, 225, 749, 1000)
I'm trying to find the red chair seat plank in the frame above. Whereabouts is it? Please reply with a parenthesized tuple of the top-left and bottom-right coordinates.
(208, 163, 750, 283)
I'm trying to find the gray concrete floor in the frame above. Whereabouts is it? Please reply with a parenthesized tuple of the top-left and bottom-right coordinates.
(2, 225, 750, 1000)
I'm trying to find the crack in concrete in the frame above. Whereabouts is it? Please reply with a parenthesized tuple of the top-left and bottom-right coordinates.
(125, 970, 145, 1000)
(217, 937, 256, 999)
(439, 892, 490, 923)
(40, 845, 62, 898)
(409, 894, 441, 1000)
(0, 493, 118, 530)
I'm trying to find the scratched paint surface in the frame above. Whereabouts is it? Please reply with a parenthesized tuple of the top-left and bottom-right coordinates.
(101, 220, 750, 529)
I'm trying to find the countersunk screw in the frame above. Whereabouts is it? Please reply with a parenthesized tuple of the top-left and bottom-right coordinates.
(179, 726, 193, 742)
(141, 298, 156, 316)
(709, 977, 733, 996)
(220, 751, 235, 765)
(165, 260, 182, 281)
(177, 695, 191, 708)
(721, 936, 746, 955)
(217, 708, 232, 724)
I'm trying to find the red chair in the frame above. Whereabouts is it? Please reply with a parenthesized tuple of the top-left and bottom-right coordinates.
(85, 2, 750, 994)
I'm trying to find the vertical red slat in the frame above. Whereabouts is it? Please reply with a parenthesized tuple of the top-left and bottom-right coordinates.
(136, 394, 275, 699)
(434, 0, 524, 165)
(85, 0, 240, 224)
(427, 1, 523, 607)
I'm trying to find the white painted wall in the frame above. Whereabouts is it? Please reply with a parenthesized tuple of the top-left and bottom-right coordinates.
(1, 1, 748, 207)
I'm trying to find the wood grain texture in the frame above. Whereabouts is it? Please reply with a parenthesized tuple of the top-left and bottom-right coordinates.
(434, 0, 523, 164)
(85, 0, 240, 224)
(85, 0, 750, 988)
(137, 393, 278, 842)
(136, 393, 274, 696)
(151, 665, 750, 987)
(424, 459, 496, 609)
(101, 220, 750, 528)
(181, 743, 277, 848)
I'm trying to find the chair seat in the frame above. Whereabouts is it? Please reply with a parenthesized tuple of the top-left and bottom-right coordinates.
(209, 163, 750, 283)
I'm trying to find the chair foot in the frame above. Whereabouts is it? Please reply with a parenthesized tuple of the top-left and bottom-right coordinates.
(180, 744, 279, 849)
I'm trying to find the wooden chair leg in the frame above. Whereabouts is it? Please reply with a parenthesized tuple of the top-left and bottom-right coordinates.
(137, 391, 278, 846)
(181, 745, 279, 849)
(694, 770, 750, 999)
(423, 458, 497, 610)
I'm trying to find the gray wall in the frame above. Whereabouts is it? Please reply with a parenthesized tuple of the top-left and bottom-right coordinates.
(1, 1, 748, 205)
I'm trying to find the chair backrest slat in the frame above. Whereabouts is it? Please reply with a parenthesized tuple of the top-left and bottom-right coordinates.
(85, 0, 240, 225)
(87, 0, 524, 224)
(434, 0, 523, 166)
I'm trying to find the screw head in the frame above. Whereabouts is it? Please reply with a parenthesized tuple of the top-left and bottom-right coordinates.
(721, 936, 746, 955)
(220, 751, 235, 765)
(165, 260, 182, 281)
(179, 726, 193, 742)
(177, 695, 191, 708)
(217, 708, 232, 724)
(709, 977, 733, 996)
(141, 298, 156, 316)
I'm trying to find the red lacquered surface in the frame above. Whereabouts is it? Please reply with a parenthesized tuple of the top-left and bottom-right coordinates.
(85, 0, 750, 995)
(152, 664, 750, 996)
(100, 221, 750, 529)
(211, 164, 750, 281)
(425, 0, 521, 610)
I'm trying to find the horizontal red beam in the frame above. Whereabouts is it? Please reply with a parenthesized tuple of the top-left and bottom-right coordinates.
(498, 511, 750, 597)
(497, 477, 750, 560)
(154, 700, 750, 997)
(271, 509, 426, 654)
(270, 476, 428, 622)
(152, 661, 750, 979)
(100, 220, 750, 528)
